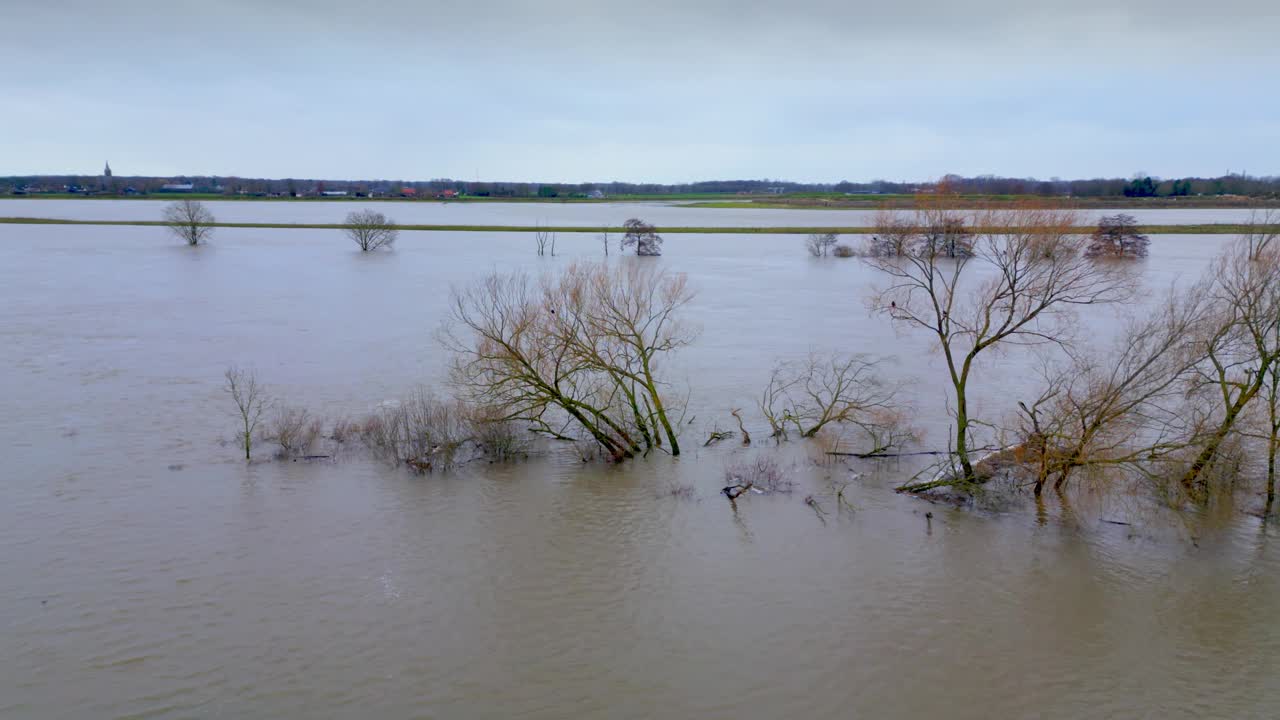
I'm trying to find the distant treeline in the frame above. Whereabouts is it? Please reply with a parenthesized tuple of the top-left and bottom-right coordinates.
(3, 172, 1278, 199)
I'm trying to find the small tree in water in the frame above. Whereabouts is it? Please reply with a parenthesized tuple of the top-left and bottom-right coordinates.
(163, 199, 215, 246)
(864, 204, 972, 259)
(444, 262, 694, 461)
(805, 232, 838, 257)
(758, 352, 908, 450)
(867, 200, 1135, 490)
(1086, 213, 1149, 258)
(622, 218, 663, 256)
(534, 224, 555, 256)
(917, 215, 974, 258)
(343, 209, 398, 251)
(225, 366, 268, 461)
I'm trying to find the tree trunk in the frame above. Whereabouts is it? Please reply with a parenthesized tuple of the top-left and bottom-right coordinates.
(641, 356, 680, 457)
(1267, 436, 1277, 510)
(954, 396, 975, 483)
(1181, 422, 1234, 497)
(1268, 376, 1278, 512)
(1181, 378, 1263, 496)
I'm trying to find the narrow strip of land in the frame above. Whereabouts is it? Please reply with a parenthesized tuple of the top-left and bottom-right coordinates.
(4, 194, 1279, 210)
(0, 217, 1275, 235)
(684, 199, 1280, 210)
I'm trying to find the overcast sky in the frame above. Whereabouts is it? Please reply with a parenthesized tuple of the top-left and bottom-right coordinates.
(3, 0, 1277, 182)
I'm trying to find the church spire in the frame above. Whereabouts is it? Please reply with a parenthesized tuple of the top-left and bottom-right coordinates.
(103, 161, 112, 177)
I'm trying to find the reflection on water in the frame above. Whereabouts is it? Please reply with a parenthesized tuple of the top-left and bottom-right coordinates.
(2, 225, 1278, 718)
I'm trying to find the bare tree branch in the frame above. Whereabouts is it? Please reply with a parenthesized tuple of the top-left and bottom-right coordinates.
(163, 199, 215, 246)
(343, 209, 398, 251)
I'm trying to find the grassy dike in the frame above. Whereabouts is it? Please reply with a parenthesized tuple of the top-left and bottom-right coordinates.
(0, 192, 734, 203)
(686, 195, 1280, 210)
(7, 193, 1278, 209)
(0, 216, 1276, 235)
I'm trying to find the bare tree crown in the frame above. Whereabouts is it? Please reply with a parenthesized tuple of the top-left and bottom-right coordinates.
(805, 233, 838, 257)
(443, 261, 694, 460)
(163, 199, 215, 246)
(1086, 213, 1150, 259)
(621, 218, 663, 256)
(224, 365, 268, 461)
(343, 209, 398, 251)
(866, 198, 1135, 486)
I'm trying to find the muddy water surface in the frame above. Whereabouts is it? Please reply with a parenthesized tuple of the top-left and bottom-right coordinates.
(2, 224, 1277, 718)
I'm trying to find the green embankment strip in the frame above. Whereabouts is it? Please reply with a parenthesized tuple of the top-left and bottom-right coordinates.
(5, 194, 1276, 209)
(684, 200, 1280, 210)
(0, 193, 738, 203)
(0, 217, 1274, 235)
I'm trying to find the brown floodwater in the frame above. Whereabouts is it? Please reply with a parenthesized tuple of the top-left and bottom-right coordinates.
(3, 224, 1278, 719)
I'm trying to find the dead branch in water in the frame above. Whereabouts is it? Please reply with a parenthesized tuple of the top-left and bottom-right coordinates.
(826, 450, 955, 458)
(721, 456, 789, 499)
(704, 427, 735, 446)
(805, 494, 828, 523)
(731, 408, 751, 445)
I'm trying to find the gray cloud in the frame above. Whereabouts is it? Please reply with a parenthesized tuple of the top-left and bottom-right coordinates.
(3, 0, 1277, 180)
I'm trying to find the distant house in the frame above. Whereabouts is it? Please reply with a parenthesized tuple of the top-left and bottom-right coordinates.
(400, 187, 417, 197)
(321, 190, 348, 197)
(437, 189, 458, 199)
(161, 183, 195, 192)
(587, 189, 605, 199)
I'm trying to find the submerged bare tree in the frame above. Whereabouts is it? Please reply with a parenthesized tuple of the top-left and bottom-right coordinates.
(868, 200, 1135, 491)
(1241, 208, 1279, 261)
(985, 223, 1280, 505)
(1086, 213, 1149, 259)
(163, 199, 215, 246)
(359, 388, 471, 472)
(1231, 209, 1280, 508)
(343, 209, 398, 251)
(267, 404, 323, 459)
(543, 262, 696, 455)
(1179, 239, 1280, 497)
(917, 213, 975, 259)
(866, 208, 915, 257)
(758, 352, 904, 447)
(1011, 288, 1210, 494)
(444, 261, 694, 461)
(622, 218, 663, 256)
(805, 232, 838, 257)
(722, 455, 790, 498)
(1263, 342, 1280, 509)
(864, 201, 973, 259)
(225, 366, 268, 460)
(534, 224, 556, 256)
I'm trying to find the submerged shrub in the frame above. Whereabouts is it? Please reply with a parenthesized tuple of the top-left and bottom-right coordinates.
(444, 261, 694, 461)
(1086, 213, 1149, 259)
(722, 455, 792, 497)
(329, 416, 356, 444)
(805, 232, 838, 257)
(266, 404, 323, 459)
(621, 218, 663, 256)
(359, 388, 470, 472)
(466, 404, 529, 461)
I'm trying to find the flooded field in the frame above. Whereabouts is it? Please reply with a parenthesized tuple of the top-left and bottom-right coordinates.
(0, 197, 1271, 228)
(3, 223, 1279, 718)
